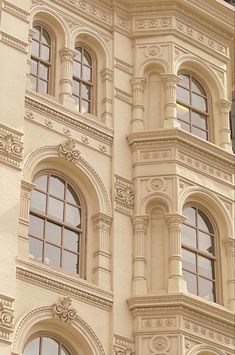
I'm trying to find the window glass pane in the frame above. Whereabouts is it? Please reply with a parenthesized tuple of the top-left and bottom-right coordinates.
(63, 250, 79, 273)
(177, 86, 190, 104)
(49, 176, 65, 199)
(179, 120, 190, 132)
(44, 244, 61, 267)
(81, 84, 90, 100)
(179, 74, 190, 88)
(39, 63, 49, 81)
(75, 47, 82, 61)
(65, 205, 81, 227)
(83, 65, 92, 81)
(191, 93, 207, 111)
(32, 27, 40, 41)
(30, 59, 38, 76)
(177, 103, 189, 122)
(198, 255, 214, 278)
(31, 190, 46, 212)
(198, 210, 214, 233)
(83, 49, 92, 66)
(73, 61, 81, 77)
(191, 111, 207, 130)
(30, 75, 37, 91)
(24, 337, 40, 355)
(198, 231, 214, 255)
(35, 175, 48, 192)
(31, 40, 39, 57)
(81, 100, 90, 113)
(46, 221, 61, 245)
(29, 214, 44, 238)
(198, 277, 215, 301)
(183, 207, 196, 226)
(183, 270, 197, 295)
(42, 337, 58, 355)
(29, 237, 43, 261)
(38, 79, 48, 94)
(41, 44, 50, 61)
(191, 127, 207, 140)
(48, 196, 64, 221)
(67, 185, 80, 205)
(64, 229, 79, 252)
(182, 224, 197, 248)
(191, 78, 206, 95)
(72, 80, 80, 96)
(182, 248, 196, 272)
(42, 29, 51, 45)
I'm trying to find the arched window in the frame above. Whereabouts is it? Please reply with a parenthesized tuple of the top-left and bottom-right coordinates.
(28, 174, 83, 274)
(177, 74, 209, 140)
(182, 206, 216, 302)
(30, 25, 52, 94)
(23, 336, 71, 355)
(72, 46, 94, 113)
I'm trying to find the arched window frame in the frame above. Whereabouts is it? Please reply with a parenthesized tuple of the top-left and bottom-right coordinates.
(28, 170, 87, 278)
(23, 333, 74, 355)
(176, 72, 212, 141)
(72, 43, 97, 115)
(182, 203, 222, 304)
(30, 22, 55, 95)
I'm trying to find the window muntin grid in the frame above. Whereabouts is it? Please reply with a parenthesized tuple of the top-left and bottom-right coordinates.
(30, 25, 52, 94)
(177, 74, 209, 140)
(72, 46, 93, 113)
(23, 336, 71, 355)
(29, 174, 82, 274)
(182, 206, 216, 302)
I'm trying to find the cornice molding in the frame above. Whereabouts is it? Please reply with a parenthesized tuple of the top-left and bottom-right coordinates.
(127, 294, 234, 328)
(25, 92, 113, 146)
(16, 258, 113, 311)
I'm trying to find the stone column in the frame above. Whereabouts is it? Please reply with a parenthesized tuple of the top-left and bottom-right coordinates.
(132, 215, 148, 295)
(218, 99, 232, 152)
(101, 68, 113, 128)
(166, 214, 187, 293)
(59, 47, 77, 107)
(92, 213, 112, 290)
(162, 74, 181, 128)
(223, 238, 235, 311)
(131, 77, 145, 132)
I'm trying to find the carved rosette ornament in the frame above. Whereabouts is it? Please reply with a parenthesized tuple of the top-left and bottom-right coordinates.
(53, 297, 77, 323)
(58, 139, 80, 163)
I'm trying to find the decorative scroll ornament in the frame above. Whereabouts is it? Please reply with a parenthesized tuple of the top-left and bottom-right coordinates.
(53, 297, 77, 323)
(0, 133, 23, 157)
(0, 303, 14, 328)
(58, 139, 80, 163)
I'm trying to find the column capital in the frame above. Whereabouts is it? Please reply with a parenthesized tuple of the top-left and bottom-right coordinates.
(132, 76, 146, 88)
(59, 47, 77, 62)
(223, 237, 235, 255)
(165, 213, 187, 226)
(132, 215, 149, 231)
(218, 98, 231, 111)
(92, 212, 112, 231)
(162, 73, 181, 87)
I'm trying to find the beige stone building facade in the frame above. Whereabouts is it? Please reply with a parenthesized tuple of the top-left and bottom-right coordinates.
(0, 0, 234, 354)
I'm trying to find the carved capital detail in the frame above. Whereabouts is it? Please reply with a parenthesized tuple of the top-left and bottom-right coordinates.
(58, 139, 80, 163)
(53, 297, 77, 323)
(114, 175, 134, 217)
(0, 294, 14, 344)
(0, 124, 23, 169)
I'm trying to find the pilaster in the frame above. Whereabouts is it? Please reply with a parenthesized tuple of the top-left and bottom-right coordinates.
(166, 213, 187, 293)
(132, 215, 148, 295)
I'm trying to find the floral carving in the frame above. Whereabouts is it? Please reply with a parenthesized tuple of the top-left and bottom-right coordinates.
(149, 335, 170, 353)
(53, 297, 77, 323)
(58, 139, 80, 163)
